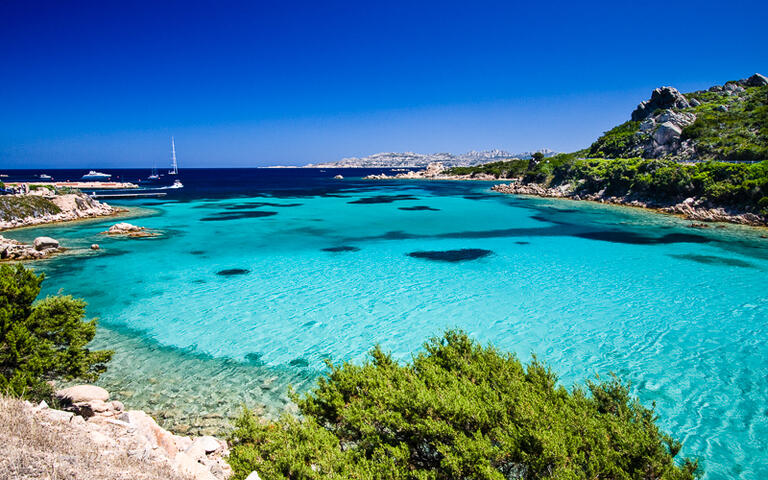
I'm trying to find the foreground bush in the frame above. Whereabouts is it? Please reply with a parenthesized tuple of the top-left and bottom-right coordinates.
(229, 331, 698, 479)
(0, 264, 112, 398)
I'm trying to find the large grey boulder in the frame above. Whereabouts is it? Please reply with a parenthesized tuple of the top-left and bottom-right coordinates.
(745, 73, 768, 87)
(631, 87, 690, 121)
(653, 122, 682, 146)
(655, 110, 696, 129)
(55, 385, 110, 404)
(33, 236, 59, 251)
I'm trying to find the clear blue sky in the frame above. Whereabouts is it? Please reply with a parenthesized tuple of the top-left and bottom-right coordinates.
(1, 0, 766, 168)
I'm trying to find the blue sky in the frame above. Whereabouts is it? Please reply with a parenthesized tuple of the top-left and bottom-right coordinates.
(1, 0, 766, 168)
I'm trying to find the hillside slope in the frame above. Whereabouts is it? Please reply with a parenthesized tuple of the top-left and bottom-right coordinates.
(587, 73, 767, 161)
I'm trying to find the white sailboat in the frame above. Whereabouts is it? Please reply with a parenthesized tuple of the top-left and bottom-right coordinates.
(169, 137, 179, 175)
(167, 137, 183, 188)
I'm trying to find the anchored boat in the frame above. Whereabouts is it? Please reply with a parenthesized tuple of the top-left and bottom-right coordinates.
(81, 170, 112, 181)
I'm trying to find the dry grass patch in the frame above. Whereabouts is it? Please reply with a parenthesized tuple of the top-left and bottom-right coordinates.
(0, 395, 191, 480)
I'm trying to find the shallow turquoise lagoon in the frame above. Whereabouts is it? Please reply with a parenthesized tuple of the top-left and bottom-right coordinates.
(9, 171, 768, 479)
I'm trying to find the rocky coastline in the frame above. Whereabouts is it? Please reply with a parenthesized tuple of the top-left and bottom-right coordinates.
(364, 162, 499, 181)
(363, 161, 768, 227)
(2, 385, 233, 480)
(0, 235, 63, 261)
(491, 182, 768, 227)
(0, 191, 122, 231)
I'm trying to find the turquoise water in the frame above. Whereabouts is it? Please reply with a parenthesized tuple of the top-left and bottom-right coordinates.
(8, 170, 768, 479)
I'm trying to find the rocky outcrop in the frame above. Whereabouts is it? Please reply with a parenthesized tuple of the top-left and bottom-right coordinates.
(33, 236, 59, 251)
(0, 192, 120, 230)
(102, 222, 160, 238)
(29, 385, 233, 480)
(631, 109, 698, 158)
(744, 73, 768, 87)
(631, 87, 690, 121)
(0, 235, 63, 261)
(491, 183, 768, 227)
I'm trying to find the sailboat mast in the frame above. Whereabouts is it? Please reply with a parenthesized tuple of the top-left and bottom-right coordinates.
(170, 136, 178, 175)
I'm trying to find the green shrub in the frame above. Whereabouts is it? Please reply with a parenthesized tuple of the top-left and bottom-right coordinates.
(758, 196, 768, 214)
(229, 331, 699, 480)
(0, 264, 112, 399)
(447, 159, 531, 179)
(0, 196, 61, 222)
(587, 121, 642, 158)
(521, 156, 768, 211)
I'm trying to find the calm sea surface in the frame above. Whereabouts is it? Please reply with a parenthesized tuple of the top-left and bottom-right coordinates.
(6, 168, 768, 479)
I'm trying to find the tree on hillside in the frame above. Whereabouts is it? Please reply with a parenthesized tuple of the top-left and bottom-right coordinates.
(229, 330, 700, 480)
(0, 264, 112, 399)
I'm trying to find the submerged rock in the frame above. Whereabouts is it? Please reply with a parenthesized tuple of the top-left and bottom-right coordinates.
(321, 246, 360, 252)
(398, 206, 440, 211)
(408, 248, 492, 262)
(216, 268, 250, 276)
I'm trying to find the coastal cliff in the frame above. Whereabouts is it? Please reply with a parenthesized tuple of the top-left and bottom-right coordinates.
(0, 191, 120, 230)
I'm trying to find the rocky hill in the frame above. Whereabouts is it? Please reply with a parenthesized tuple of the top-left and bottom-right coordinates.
(587, 73, 767, 161)
(307, 148, 556, 168)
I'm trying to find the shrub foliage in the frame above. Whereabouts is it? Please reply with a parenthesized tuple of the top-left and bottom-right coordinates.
(0, 264, 112, 398)
(229, 331, 698, 479)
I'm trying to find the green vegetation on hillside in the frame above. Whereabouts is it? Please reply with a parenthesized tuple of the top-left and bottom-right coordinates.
(587, 84, 767, 161)
(0, 196, 61, 222)
(228, 331, 699, 480)
(447, 159, 530, 178)
(0, 264, 112, 399)
(681, 87, 768, 161)
(587, 121, 642, 158)
(549, 157, 768, 213)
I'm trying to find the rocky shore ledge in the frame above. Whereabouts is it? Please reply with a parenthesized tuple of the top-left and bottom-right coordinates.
(0, 235, 63, 260)
(0, 192, 121, 230)
(1, 385, 233, 480)
(492, 182, 768, 227)
(364, 162, 498, 181)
